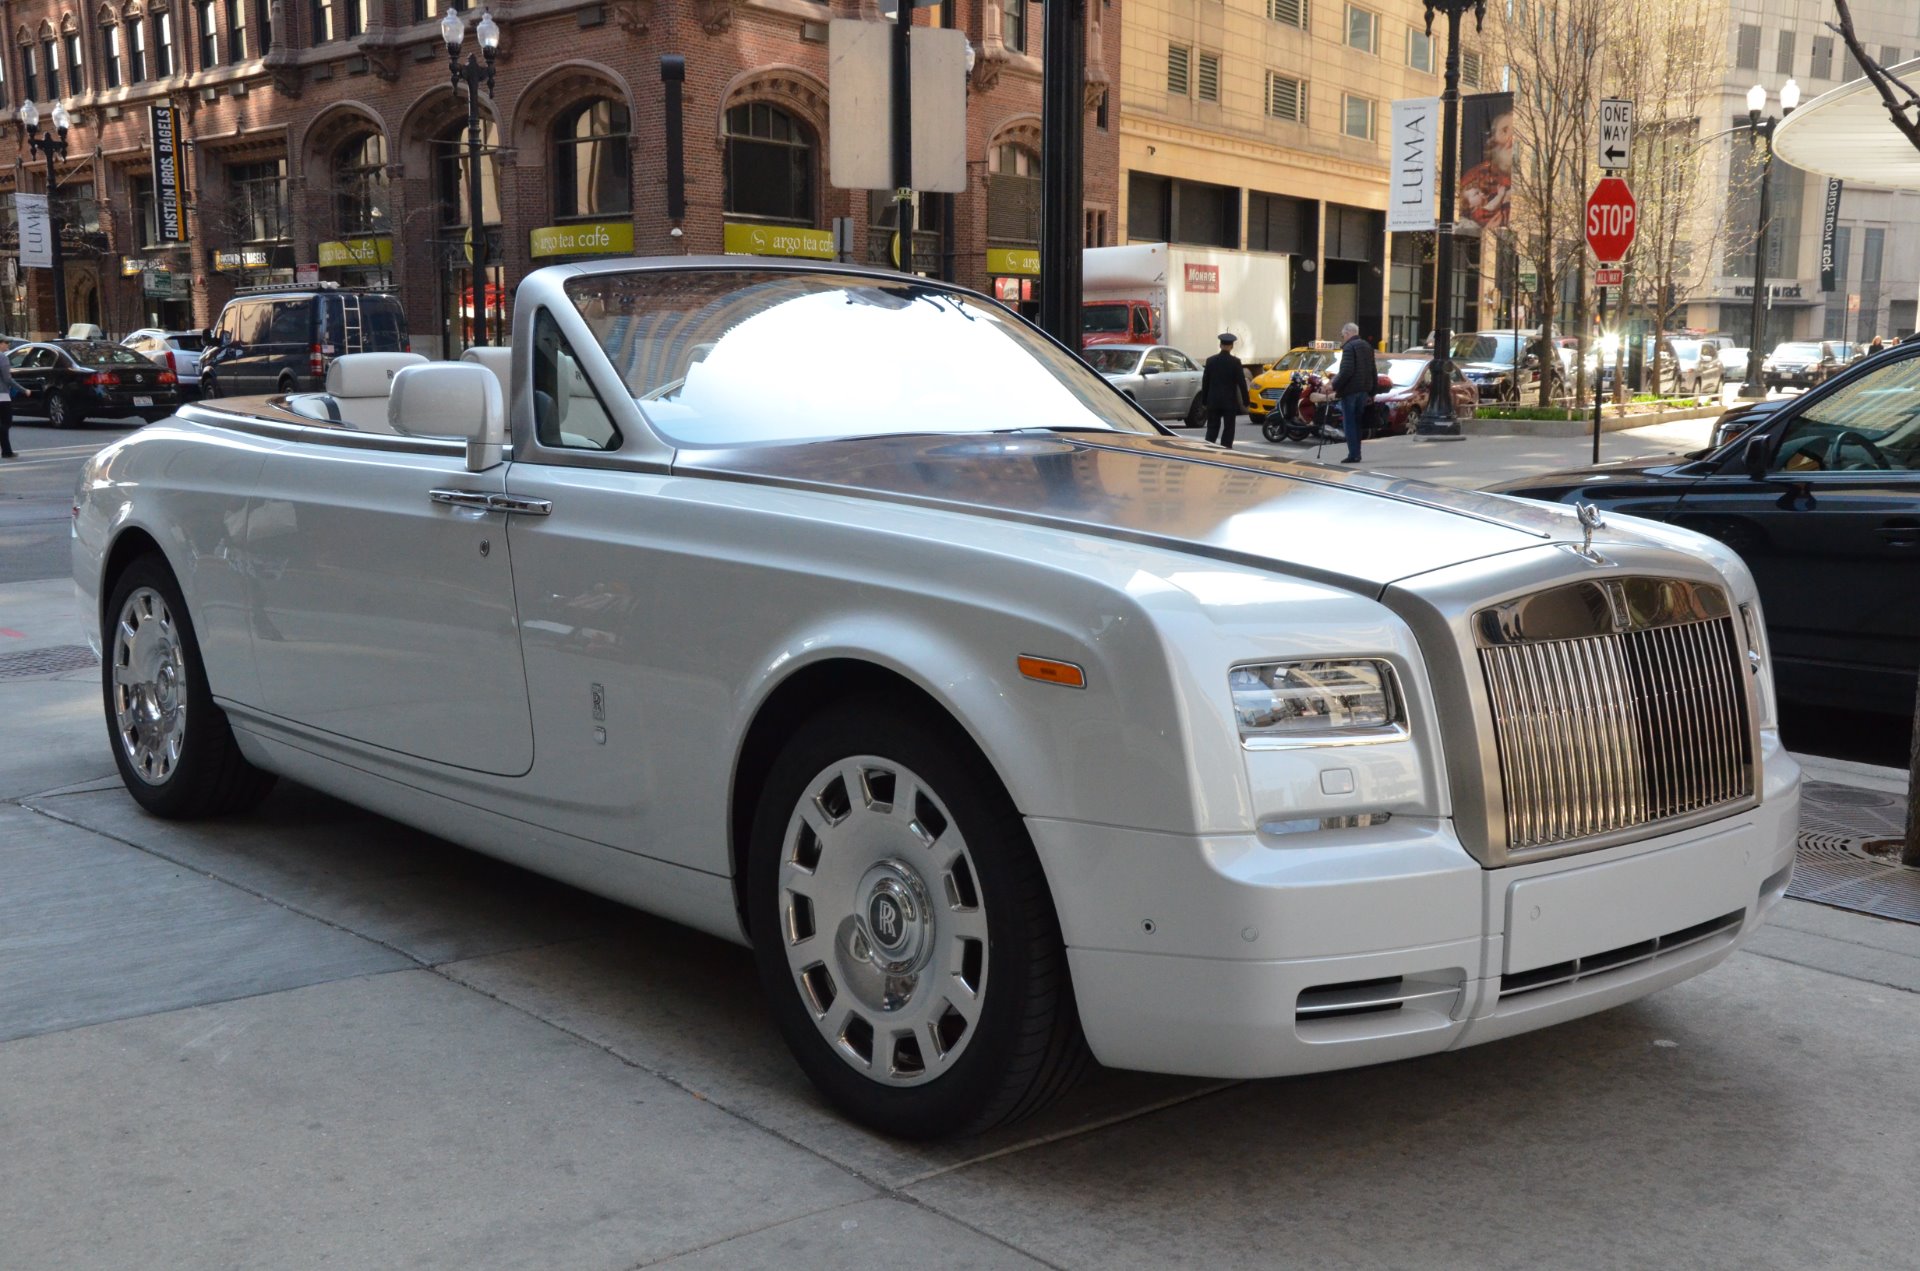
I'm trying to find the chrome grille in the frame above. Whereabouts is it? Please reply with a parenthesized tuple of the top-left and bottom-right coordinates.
(1476, 578, 1756, 855)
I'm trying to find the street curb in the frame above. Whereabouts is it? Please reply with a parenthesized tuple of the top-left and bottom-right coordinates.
(1461, 406, 1723, 437)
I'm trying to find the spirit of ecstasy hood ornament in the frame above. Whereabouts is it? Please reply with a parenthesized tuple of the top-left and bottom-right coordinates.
(1576, 501, 1604, 553)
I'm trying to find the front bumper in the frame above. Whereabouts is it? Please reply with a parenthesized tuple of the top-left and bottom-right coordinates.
(1033, 735, 1800, 1079)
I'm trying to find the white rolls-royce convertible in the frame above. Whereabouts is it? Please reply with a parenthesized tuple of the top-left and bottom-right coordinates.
(74, 260, 1800, 1139)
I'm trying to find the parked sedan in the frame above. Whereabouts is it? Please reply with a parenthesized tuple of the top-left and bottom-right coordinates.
(1492, 338, 1920, 717)
(1669, 338, 1725, 395)
(1450, 330, 1565, 402)
(72, 257, 1796, 1140)
(1762, 340, 1846, 391)
(1084, 343, 1204, 426)
(122, 328, 206, 396)
(1718, 345, 1752, 382)
(7, 340, 180, 427)
(1376, 354, 1478, 430)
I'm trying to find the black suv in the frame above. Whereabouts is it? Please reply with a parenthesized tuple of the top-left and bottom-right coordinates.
(201, 286, 409, 397)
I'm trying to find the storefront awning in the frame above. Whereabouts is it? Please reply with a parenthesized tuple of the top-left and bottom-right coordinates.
(1772, 58, 1920, 189)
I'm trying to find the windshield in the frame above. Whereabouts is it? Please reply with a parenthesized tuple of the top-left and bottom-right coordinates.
(68, 342, 151, 366)
(1383, 358, 1428, 388)
(1274, 349, 1335, 373)
(1774, 343, 1820, 359)
(1084, 348, 1143, 374)
(567, 270, 1160, 446)
(166, 334, 207, 351)
(1450, 334, 1511, 362)
(1082, 303, 1132, 334)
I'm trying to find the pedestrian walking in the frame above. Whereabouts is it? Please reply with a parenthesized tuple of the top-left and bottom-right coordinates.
(1201, 333, 1249, 449)
(0, 340, 16, 460)
(1329, 322, 1378, 465)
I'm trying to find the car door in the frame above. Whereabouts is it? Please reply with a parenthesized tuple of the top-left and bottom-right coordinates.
(1140, 348, 1181, 415)
(1160, 347, 1203, 416)
(244, 426, 534, 776)
(217, 302, 267, 393)
(10, 346, 58, 414)
(1668, 349, 1920, 707)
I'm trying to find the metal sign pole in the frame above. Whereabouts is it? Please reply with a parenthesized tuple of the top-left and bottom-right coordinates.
(1592, 284, 1607, 464)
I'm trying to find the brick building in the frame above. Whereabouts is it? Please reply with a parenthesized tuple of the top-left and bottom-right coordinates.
(0, 0, 1121, 354)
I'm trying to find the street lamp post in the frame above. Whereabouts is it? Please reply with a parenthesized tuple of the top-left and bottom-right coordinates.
(20, 100, 73, 336)
(1738, 78, 1799, 399)
(1415, 0, 1486, 439)
(443, 8, 499, 348)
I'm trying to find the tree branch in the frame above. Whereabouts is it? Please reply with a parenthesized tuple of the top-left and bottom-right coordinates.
(1828, 0, 1920, 154)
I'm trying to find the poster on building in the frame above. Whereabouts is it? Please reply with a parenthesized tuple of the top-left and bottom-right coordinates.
(15, 193, 52, 269)
(1455, 92, 1514, 236)
(1387, 98, 1439, 232)
(1818, 179, 1844, 293)
(150, 103, 184, 243)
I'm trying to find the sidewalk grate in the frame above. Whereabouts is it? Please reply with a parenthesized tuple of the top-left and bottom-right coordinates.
(0, 643, 99, 680)
(1789, 781, 1920, 925)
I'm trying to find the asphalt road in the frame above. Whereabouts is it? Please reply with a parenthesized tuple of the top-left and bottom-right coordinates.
(0, 421, 139, 584)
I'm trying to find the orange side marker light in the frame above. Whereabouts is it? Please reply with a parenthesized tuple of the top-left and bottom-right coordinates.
(1017, 655, 1086, 689)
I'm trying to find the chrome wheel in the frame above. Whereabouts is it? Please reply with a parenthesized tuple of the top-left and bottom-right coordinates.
(779, 755, 988, 1087)
(111, 586, 188, 785)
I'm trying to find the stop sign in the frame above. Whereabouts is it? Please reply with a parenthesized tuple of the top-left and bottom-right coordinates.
(1586, 177, 1637, 264)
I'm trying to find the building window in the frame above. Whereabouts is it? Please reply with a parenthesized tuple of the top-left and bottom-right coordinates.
(1084, 207, 1107, 248)
(1002, 0, 1027, 54)
(1167, 43, 1190, 96)
(1128, 171, 1170, 242)
(256, 0, 271, 49)
(986, 142, 1041, 244)
(225, 0, 246, 59)
(1460, 49, 1482, 88)
(228, 159, 288, 243)
(435, 119, 501, 229)
(724, 102, 816, 225)
(552, 99, 631, 220)
(1343, 94, 1375, 140)
(347, 0, 367, 38)
(1775, 30, 1794, 76)
(63, 31, 83, 93)
(41, 38, 59, 96)
(1267, 0, 1305, 30)
(153, 9, 173, 76)
(1345, 5, 1376, 54)
(1196, 51, 1219, 103)
(1735, 23, 1760, 71)
(21, 44, 37, 101)
(1407, 27, 1432, 73)
(1842, 47, 1861, 81)
(132, 176, 162, 247)
(1173, 179, 1237, 248)
(311, 0, 332, 44)
(1882, 46, 1901, 69)
(1095, 87, 1109, 130)
(127, 17, 146, 82)
(1249, 190, 1314, 254)
(196, 0, 217, 66)
(1265, 71, 1304, 122)
(100, 24, 121, 87)
(334, 132, 388, 236)
(1810, 36, 1833, 80)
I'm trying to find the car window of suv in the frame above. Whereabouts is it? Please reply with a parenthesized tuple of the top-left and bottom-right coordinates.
(1773, 353, 1920, 472)
(266, 301, 311, 345)
(363, 300, 407, 352)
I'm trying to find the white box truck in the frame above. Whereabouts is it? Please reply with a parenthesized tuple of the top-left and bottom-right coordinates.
(1081, 244, 1291, 368)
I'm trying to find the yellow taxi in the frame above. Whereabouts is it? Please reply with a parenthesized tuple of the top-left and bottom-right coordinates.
(1247, 342, 1341, 418)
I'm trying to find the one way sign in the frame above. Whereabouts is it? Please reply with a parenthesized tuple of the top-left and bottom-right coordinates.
(1598, 98, 1633, 171)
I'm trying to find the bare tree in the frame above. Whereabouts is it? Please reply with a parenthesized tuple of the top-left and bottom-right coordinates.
(1493, 0, 1610, 407)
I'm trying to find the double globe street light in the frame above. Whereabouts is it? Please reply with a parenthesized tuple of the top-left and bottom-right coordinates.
(442, 7, 500, 347)
(19, 99, 74, 334)
(1738, 77, 1800, 399)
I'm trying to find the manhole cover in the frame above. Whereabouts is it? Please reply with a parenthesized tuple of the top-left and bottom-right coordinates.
(1803, 782, 1903, 810)
(0, 643, 99, 679)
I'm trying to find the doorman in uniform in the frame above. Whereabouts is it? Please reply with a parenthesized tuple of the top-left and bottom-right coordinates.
(1201, 333, 1249, 449)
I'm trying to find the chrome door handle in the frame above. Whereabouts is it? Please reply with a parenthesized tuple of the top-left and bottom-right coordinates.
(429, 488, 494, 510)
(487, 494, 552, 516)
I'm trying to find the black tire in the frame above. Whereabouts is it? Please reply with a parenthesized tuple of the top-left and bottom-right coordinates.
(102, 554, 276, 819)
(1261, 418, 1287, 443)
(747, 697, 1087, 1139)
(47, 391, 82, 429)
(1185, 393, 1205, 428)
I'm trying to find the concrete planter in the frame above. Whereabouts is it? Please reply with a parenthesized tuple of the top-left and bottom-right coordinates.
(1463, 401, 1723, 436)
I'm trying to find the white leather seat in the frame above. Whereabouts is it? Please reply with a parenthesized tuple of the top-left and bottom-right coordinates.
(314, 353, 428, 432)
(460, 346, 512, 400)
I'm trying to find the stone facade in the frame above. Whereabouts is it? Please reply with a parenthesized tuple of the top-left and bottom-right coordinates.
(0, 0, 1121, 352)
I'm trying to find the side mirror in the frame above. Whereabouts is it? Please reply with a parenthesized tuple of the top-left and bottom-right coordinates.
(389, 362, 508, 470)
(1140, 365, 1159, 376)
(1742, 435, 1770, 480)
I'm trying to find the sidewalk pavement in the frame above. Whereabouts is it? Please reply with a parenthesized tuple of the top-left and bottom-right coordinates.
(6, 555, 1920, 1267)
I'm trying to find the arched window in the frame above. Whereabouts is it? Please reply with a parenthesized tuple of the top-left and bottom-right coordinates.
(724, 102, 815, 225)
(986, 141, 1041, 245)
(333, 131, 387, 235)
(434, 119, 501, 229)
(551, 99, 630, 220)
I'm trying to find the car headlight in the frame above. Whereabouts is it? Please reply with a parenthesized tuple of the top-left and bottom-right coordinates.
(1739, 602, 1777, 729)
(1229, 659, 1402, 747)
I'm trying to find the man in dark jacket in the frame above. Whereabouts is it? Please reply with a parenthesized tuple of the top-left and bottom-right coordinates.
(1201, 333, 1249, 449)
(1329, 322, 1378, 464)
